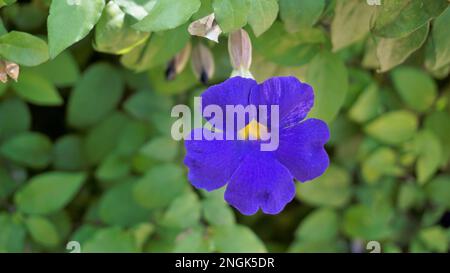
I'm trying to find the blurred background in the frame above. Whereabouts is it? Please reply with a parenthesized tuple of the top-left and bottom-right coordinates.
(0, 0, 449, 253)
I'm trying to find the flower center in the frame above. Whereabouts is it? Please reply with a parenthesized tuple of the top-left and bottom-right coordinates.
(238, 119, 269, 140)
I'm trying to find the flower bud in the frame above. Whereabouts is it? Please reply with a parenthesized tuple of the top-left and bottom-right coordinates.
(228, 29, 253, 79)
(0, 61, 8, 83)
(0, 60, 20, 83)
(5, 61, 19, 82)
(165, 42, 192, 80)
(188, 13, 222, 43)
(191, 43, 215, 84)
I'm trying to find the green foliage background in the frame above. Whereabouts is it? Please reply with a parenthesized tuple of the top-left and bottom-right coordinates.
(0, 0, 450, 253)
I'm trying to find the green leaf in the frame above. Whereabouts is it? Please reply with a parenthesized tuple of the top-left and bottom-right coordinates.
(0, 132, 52, 169)
(279, 0, 324, 33)
(161, 191, 201, 229)
(362, 37, 379, 69)
(114, 0, 156, 20)
(52, 135, 86, 171)
(306, 51, 349, 122)
(25, 216, 60, 248)
(0, 82, 7, 97)
(296, 165, 352, 208)
(348, 83, 381, 123)
(362, 147, 402, 184)
(254, 22, 325, 66)
(376, 23, 429, 72)
(0, 0, 17, 9)
(83, 112, 128, 165)
(0, 98, 30, 141)
(426, 62, 450, 79)
(0, 213, 26, 253)
(95, 1, 149, 54)
(173, 227, 211, 253)
(67, 63, 124, 128)
(425, 175, 450, 209)
(365, 110, 418, 145)
(213, 0, 249, 33)
(0, 166, 18, 200)
(147, 228, 185, 253)
(71, 225, 99, 245)
(424, 111, 450, 165)
(25, 51, 80, 87)
(391, 67, 437, 112)
(419, 226, 448, 253)
(0, 31, 49, 66)
(343, 67, 373, 108)
(14, 172, 86, 215)
(410, 238, 429, 253)
(202, 197, 235, 226)
(132, 223, 154, 251)
(133, 164, 186, 209)
(121, 26, 190, 72)
(295, 208, 339, 242)
(342, 203, 394, 241)
(288, 239, 346, 253)
(83, 227, 137, 253)
(48, 0, 105, 58)
(4, 2, 46, 32)
(333, 134, 362, 170)
(98, 181, 152, 227)
(397, 183, 425, 211)
(247, 0, 278, 37)
(371, 0, 447, 38)
(356, 178, 398, 206)
(426, 6, 450, 70)
(12, 70, 62, 106)
(192, 0, 213, 20)
(95, 153, 130, 181)
(212, 224, 266, 253)
(421, 205, 446, 227)
(115, 120, 150, 157)
(331, 0, 374, 51)
(133, 0, 200, 32)
(414, 130, 442, 185)
(124, 90, 175, 135)
(49, 211, 72, 240)
(139, 137, 179, 162)
(0, 21, 6, 37)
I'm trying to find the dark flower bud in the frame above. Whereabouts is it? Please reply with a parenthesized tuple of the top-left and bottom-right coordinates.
(191, 43, 215, 85)
(165, 42, 192, 81)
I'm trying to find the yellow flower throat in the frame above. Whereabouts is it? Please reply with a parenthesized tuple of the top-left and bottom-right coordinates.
(238, 120, 269, 140)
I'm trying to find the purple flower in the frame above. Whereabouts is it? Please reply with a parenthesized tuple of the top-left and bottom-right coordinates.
(184, 76, 330, 215)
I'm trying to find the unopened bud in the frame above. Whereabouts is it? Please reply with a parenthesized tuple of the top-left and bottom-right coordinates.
(191, 43, 215, 85)
(166, 42, 192, 81)
(5, 61, 19, 82)
(0, 61, 8, 83)
(188, 13, 222, 43)
(228, 29, 253, 78)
